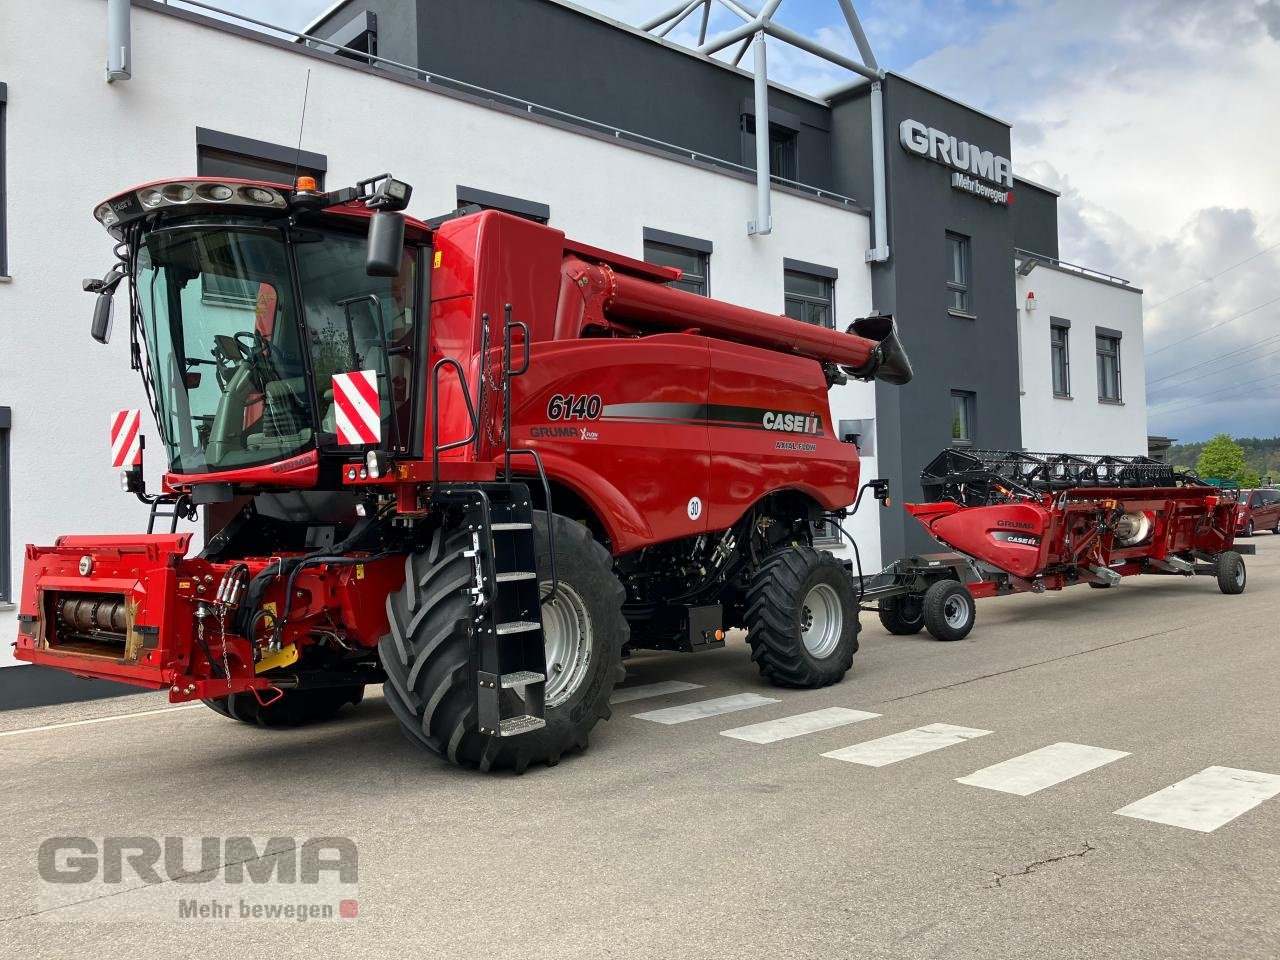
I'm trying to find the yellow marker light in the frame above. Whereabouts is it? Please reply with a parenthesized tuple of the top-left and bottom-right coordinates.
(433, 250, 443, 269)
(295, 175, 318, 192)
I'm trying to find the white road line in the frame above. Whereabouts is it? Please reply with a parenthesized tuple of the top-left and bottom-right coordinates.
(822, 723, 992, 767)
(0, 703, 205, 738)
(720, 707, 880, 744)
(1115, 766, 1280, 833)
(633, 693, 779, 725)
(609, 681, 704, 704)
(956, 742, 1130, 796)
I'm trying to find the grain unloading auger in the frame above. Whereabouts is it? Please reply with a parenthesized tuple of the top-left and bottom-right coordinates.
(855, 448, 1251, 643)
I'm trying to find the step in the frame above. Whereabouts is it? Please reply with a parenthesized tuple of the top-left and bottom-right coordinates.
(496, 620, 541, 636)
(500, 670, 545, 689)
(495, 571, 537, 583)
(491, 522, 532, 531)
(499, 714, 547, 737)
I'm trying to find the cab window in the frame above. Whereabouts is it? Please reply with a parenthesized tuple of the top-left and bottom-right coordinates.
(296, 230, 417, 453)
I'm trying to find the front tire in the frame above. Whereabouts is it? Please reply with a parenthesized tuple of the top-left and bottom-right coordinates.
(1245, 520, 1255, 537)
(202, 686, 364, 727)
(379, 512, 627, 772)
(878, 594, 925, 635)
(1215, 550, 1246, 595)
(921, 580, 976, 641)
(745, 547, 859, 688)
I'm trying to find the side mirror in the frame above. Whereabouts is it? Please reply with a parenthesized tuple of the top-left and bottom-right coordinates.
(366, 211, 406, 277)
(91, 291, 115, 344)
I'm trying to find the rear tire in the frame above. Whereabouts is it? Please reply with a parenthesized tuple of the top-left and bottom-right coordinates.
(379, 512, 627, 772)
(1215, 550, 1246, 595)
(745, 547, 859, 688)
(202, 686, 364, 727)
(878, 594, 925, 635)
(921, 580, 975, 642)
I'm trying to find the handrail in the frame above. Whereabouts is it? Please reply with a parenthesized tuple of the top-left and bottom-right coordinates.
(430, 356, 481, 491)
(157, 0, 859, 208)
(1016, 248, 1130, 287)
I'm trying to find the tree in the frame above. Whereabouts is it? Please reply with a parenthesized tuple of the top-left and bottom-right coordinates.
(1197, 433, 1247, 482)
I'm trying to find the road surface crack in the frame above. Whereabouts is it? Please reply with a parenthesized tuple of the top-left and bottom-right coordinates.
(986, 841, 1096, 888)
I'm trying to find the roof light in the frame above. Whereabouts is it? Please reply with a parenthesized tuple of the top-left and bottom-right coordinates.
(197, 183, 234, 201)
(295, 175, 318, 192)
(91, 180, 289, 236)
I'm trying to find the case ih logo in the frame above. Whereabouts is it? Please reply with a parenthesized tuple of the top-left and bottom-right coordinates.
(762, 411, 821, 435)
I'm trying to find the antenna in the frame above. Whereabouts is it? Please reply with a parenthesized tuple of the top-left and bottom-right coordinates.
(291, 69, 312, 185)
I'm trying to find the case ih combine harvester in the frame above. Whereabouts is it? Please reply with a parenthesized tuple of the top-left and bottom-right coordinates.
(13, 173, 1246, 772)
(863, 449, 1251, 642)
(15, 172, 912, 771)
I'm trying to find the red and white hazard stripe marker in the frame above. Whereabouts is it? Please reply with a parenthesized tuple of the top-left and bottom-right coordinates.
(110, 409, 142, 468)
(332, 370, 381, 446)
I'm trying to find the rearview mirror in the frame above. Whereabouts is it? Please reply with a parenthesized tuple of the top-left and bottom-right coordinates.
(366, 211, 406, 277)
(91, 291, 115, 344)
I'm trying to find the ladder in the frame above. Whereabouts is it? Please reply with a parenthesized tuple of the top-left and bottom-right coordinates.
(429, 304, 556, 737)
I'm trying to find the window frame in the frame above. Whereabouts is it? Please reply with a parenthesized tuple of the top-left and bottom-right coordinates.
(455, 185, 550, 224)
(1095, 327, 1123, 403)
(643, 227, 712, 297)
(1050, 318, 1071, 398)
(0, 405, 10, 603)
(195, 127, 327, 189)
(0, 81, 8, 278)
(946, 232, 971, 315)
(950, 390, 975, 446)
(783, 259, 837, 330)
(740, 114, 798, 182)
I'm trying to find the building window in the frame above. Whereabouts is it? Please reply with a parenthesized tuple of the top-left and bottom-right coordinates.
(1, 82, 8, 277)
(643, 228, 711, 297)
(741, 115, 798, 182)
(946, 232, 971, 313)
(1096, 329, 1122, 402)
(951, 391, 975, 445)
(0, 406, 9, 603)
(195, 127, 327, 189)
(783, 260, 836, 328)
(1050, 321, 1070, 397)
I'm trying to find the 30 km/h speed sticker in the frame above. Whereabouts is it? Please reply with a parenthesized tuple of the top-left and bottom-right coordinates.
(687, 497, 703, 521)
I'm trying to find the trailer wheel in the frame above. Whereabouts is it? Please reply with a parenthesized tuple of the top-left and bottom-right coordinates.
(922, 580, 975, 642)
(745, 547, 859, 688)
(379, 512, 627, 773)
(1215, 550, 1246, 595)
(878, 595, 925, 635)
(202, 686, 364, 728)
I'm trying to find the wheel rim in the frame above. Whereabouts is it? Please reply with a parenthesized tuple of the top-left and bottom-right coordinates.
(1235, 561, 1246, 588)
(943, 593, 971, 629)
(540, 581, 593, 707)
(800, 583, 843, 658)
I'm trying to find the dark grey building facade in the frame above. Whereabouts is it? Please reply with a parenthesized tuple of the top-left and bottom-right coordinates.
(311, 0, 1064, 558)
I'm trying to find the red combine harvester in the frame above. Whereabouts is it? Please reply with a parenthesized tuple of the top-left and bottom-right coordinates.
(864, 449, 1250, 643)
(15, 173, 912, 771)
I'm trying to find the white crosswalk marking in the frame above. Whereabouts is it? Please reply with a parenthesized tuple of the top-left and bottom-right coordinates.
(957, 742, 1130, 795)
(720, 707, 880, 744)
(633, 693, 779, 725)
(822, 723, 992, 767)
(1115, 766, 1280, 832)
(609, 681, 704, 704)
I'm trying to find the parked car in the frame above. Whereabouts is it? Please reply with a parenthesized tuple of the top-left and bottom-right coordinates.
(1235, 488, 1280, 536)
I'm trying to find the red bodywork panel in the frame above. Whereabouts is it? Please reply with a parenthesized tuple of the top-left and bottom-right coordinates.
(905, 487, 1239, 592)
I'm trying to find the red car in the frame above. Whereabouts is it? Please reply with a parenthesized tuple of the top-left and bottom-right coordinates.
(1236, 488, 1280, 536)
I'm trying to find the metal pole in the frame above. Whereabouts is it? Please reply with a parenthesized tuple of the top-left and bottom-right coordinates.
(106, 0, 131, 82)
(835, 0, 879, 71)
(748, 31, 772, 237)
(866, 80, 890, 262)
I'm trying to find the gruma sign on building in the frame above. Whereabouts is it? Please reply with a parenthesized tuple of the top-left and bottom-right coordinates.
(899, 118, 1014, 204)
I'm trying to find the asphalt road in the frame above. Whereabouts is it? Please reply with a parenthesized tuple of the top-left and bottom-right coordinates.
(2, 538, 1278, 958)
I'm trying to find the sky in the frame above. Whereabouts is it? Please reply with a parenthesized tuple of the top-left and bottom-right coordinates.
(195, 0, 1280, 443)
